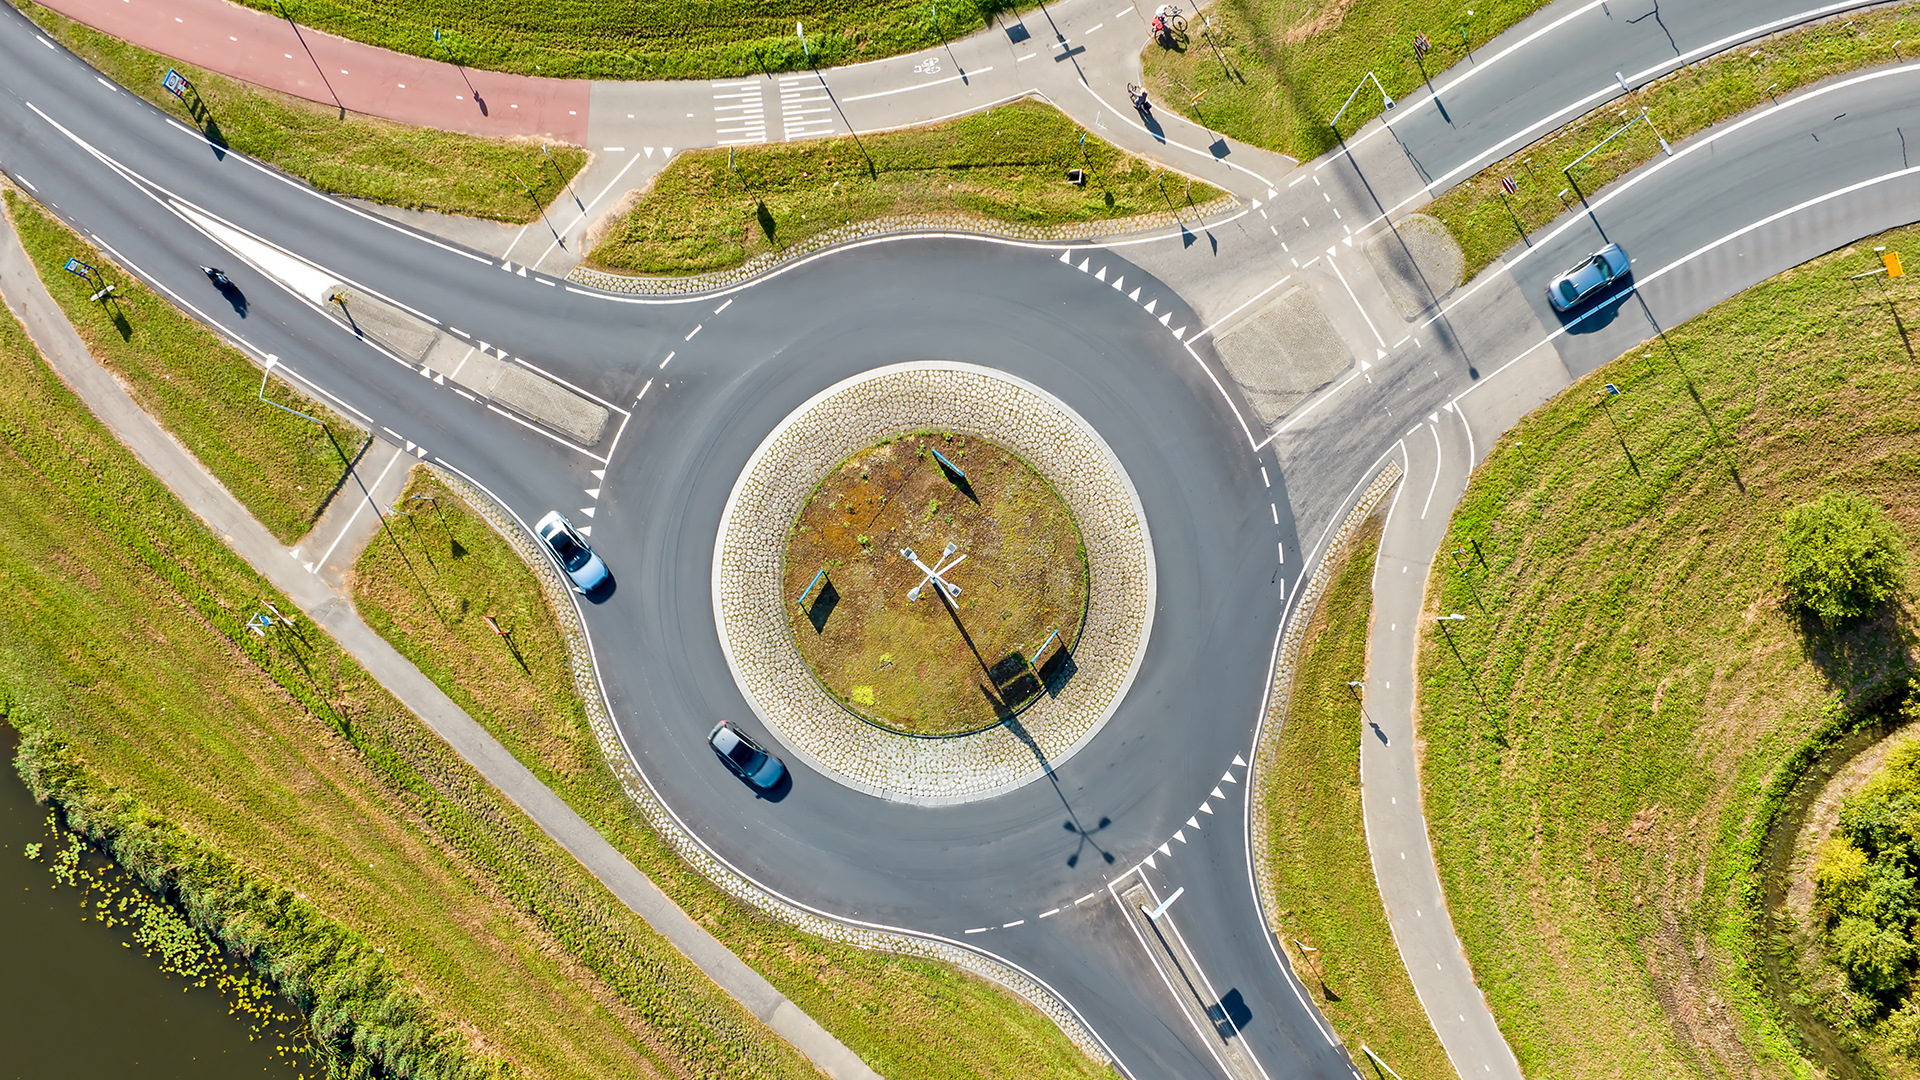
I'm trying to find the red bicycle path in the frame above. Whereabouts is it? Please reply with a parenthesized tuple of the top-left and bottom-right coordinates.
(38, 0, 589, 142)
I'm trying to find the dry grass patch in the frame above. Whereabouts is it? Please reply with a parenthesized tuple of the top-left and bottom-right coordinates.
(783, 433, 1087, 735)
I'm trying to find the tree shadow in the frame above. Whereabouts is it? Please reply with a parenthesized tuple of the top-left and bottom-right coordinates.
(1792, 599, 1916, 701)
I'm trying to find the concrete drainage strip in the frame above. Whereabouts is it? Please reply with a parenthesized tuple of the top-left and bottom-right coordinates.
(713, 361, 1156, 806)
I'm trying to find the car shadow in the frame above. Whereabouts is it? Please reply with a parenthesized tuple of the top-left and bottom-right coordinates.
(754, 770, 792, 802)
(1557, 276, 1636, 334)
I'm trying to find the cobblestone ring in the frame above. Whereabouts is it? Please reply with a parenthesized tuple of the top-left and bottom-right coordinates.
(712, 361, 1156, 805)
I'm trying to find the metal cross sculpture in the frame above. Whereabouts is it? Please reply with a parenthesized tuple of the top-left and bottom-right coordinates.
(901, 542, 966, 602)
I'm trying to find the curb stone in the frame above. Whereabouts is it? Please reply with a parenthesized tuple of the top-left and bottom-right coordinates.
(712, 362, 1156, 806)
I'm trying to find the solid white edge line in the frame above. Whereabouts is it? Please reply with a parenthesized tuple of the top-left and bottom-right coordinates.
(842, 67, 994, 102)
(313, 449, 405, 570)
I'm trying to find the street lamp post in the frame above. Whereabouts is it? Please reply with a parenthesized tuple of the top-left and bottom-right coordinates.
(902, 542, 966, 602)
(1329, 71, 1394, 130)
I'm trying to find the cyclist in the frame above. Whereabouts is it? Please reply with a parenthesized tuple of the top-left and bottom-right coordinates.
(1128, 84, 1152, 116)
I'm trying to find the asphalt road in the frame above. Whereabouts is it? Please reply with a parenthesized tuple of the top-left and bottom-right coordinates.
(7, 3, 1920, 1078)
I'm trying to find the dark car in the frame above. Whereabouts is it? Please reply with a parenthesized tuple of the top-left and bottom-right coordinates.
(707, 721, 787, 790)
(1547, 243, 1630, 313)
(534, 510, 610, 594)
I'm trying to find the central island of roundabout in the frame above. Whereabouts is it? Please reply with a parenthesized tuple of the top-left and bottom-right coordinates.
(713, 362, 1156, 804)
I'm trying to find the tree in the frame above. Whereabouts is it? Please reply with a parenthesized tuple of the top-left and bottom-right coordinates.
(1779, 492, 1908, 626)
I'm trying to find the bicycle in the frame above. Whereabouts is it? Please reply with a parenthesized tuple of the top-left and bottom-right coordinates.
(1126, 83, 1152, 116)
(1155, 4, 1188, 32)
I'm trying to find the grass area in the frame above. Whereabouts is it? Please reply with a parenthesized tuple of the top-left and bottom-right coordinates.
(0, 285, 827, 1078)
(1428, 8, 1920, 281)
(7, 193, 361, 544)
(1142, 0, 1549, 160)
(1263, 517, 1460, 1080)
(350, 466, 1114, 1080)
(15, 0, 586, 223)
(225, 0, 1027, 81)
(586, 98, 1225, 276)
(1414, 224, 1920, 1079)
(783, 434, 1086, 735)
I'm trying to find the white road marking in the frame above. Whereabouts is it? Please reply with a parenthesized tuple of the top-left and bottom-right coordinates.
(1002, 919, 1026, 928)
(844, 68, 993, 102)
(1040, 907, 1062, 918)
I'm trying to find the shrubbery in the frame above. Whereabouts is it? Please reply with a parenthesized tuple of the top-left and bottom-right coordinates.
(13, 725, 503, 1080)
(1780, 491, 1908, 625)
(1815, 734, 1920, 1051)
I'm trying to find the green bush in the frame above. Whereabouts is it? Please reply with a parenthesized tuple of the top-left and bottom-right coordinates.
(1779, 491, 1907, 625)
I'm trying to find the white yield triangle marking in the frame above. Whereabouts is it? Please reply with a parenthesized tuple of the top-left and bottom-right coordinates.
(1077, 257, 1090, 272)
(1158, 311, 1172, 326)
(433, 373, 444, 385)
(591, 469, 605, 479)
(644, 147, 654, 157)
(1222, 770, 1238, 783)
(414, 446, 427, 458)
(1157, 842, 1171, 856)
(1343, 234, 1355, 247)
(585, 488, 601, 499)
(1171, 326, 1186, 340)
(1128, 287, 1141, 301)
(1144, 854, 1157, 869)
(1428, 413, 1439, 424)
(578, 525, 592, 536)
(405, 440, 416, 453)
(1232, 754, 1247, 767)
(1266, 187, 1278, 198)
(664, 146, 672, 156)
(1111, 275, 1124, 291)
(1187, 816, 1200, 829)
(516, 265, 528, 277)
(1250, 198, 1260, 208)
(1143, 299, 1157, 314)
(1199, 801, 1214, 814)
(1095, 266, 1108, 281)
(501, 260, 513, 272)
(1211, 786, 1226, 799)
(1377, 348, 1388, 360)
(1060, 249, 1072, 263)
(579, 506, 596, 518)
(1174, 829, 1188, 843)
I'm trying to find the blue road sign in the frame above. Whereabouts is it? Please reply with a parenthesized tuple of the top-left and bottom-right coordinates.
(162, 68, 191, 100)
(62, 258, 95, 281)
(929, 446, 967, 481)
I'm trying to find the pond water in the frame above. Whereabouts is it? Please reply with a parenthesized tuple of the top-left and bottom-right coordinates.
(1, 727, 306, 1080)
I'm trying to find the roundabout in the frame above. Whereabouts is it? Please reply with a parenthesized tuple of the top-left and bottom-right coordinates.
(712, 361, 1154, 804)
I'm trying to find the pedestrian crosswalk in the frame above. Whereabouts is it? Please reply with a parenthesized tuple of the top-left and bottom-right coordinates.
(778, 73, 837, 141)
(711, 78, 766, 145)
(711, 74, 841, 146)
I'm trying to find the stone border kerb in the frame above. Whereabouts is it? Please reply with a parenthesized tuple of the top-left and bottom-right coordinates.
(713, 361, 1156, 805)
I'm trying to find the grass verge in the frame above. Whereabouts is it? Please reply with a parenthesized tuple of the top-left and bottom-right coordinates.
(0, 283, 828, 1078)
(1264, 517, 1459, 1080)
(7, 192, 360, 544)
(586, 98, 1224, 276)
(1428, 8, 1920, 281)
(223, 0, 1029, 81)
(1142, 0, 1548, 160)
(1414, 224, 1920, 1079)
(14, 0, 586, 222)
(350, 466, 1115, 1080)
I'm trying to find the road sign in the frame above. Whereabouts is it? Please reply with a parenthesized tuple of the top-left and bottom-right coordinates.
(161, 68, 190, 100)
(62, 257, 95, 281)
(1414, 32, 1431, 57)
(1500, 175, 1518, 195)
(1887, 251, 1905, 278)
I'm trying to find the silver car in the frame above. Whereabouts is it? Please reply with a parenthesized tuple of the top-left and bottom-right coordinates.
(708, 721, 787, 790)
(1547, 243, 1629, 312)
(533, 510, 610, 593)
